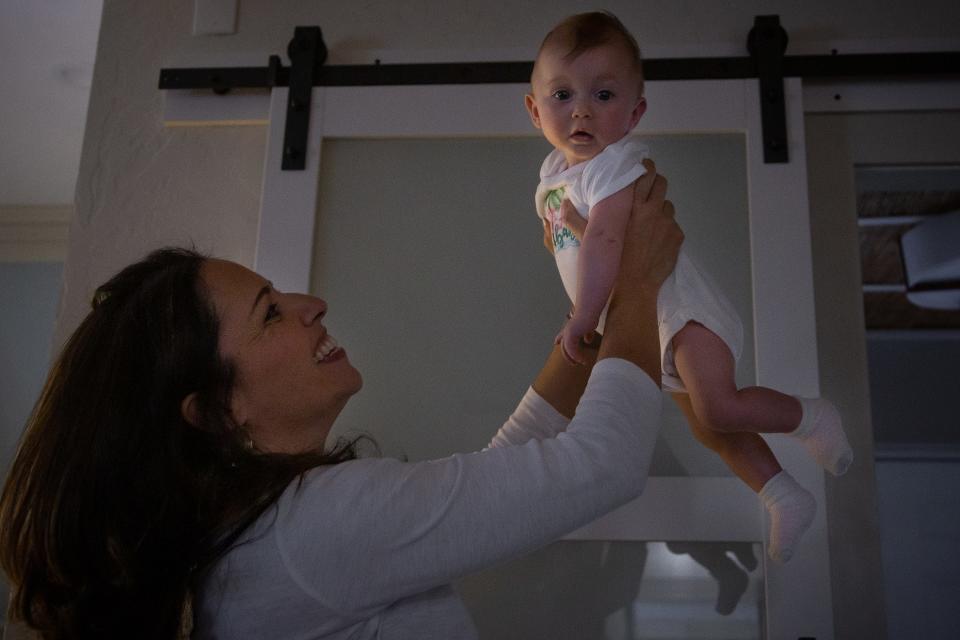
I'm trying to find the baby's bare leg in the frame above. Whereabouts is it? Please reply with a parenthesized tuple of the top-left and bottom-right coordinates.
(672, 393, 779, 493)
(671, 323, 817, 563)
(672, 392, 815, 563)
(672, 322, 801, 434)
(674, 321, 852, 475)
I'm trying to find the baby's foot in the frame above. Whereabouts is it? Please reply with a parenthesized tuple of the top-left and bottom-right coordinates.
(791, 397, 853, 476)
(760, 471, 817, 564)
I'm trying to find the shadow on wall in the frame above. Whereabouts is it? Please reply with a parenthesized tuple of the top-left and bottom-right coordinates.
(457, 539, 764, 639)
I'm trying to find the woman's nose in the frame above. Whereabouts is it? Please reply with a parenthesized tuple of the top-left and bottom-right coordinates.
(294, 294, 327, 324)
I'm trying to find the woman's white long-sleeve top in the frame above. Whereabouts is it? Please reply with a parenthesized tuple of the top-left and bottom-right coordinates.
(195, 358, 662, 639)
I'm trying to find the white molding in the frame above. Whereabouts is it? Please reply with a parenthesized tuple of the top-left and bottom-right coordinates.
(0, 205, 71, 262)
(804, 78, 960, 113)
(164, 89, 270, 127)
(745, 78, 833, 640)
(162, 78, 960, 130)
(162, 78, 748, 132)
(746, 79, 821, 396)
(252, 88, 324, 294)
(318, 79, 747, 138)
(320, 85, 533, 138)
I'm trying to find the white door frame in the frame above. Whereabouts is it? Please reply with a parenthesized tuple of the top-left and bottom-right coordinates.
(167, 76, 835, 639)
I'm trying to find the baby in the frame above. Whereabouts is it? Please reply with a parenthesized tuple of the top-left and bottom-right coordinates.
(524, 12, 853, 563)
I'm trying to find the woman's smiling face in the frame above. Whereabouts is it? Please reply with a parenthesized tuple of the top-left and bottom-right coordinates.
(201, 259, 362, 454)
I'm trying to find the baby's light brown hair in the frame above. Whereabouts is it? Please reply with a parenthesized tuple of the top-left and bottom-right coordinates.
(534, 11, 645, 96)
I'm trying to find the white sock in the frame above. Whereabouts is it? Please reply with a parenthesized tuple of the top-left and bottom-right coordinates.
(759, 471, 817, 564)
(791, 397, 853, 476)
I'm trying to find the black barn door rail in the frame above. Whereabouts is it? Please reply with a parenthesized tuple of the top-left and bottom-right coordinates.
(158, 16, 960, 169)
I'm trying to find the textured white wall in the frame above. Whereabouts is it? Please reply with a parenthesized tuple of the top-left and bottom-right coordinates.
(62, 2, 266, 346)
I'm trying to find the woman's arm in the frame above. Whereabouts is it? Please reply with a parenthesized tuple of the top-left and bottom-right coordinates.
(278, 360, 662, 616)
(598, 164, 680, 380)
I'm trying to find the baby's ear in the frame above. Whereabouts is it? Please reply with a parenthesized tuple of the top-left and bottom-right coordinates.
(524, 94, 542, 129)
(629, 97, 647, 129)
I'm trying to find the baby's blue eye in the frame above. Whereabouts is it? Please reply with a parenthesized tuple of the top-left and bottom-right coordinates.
(552, 89, 570, 100)
(265, 303, 280, 322)
(596, 90, 614, 101)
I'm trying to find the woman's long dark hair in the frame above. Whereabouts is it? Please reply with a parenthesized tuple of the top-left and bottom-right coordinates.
(0, 248, 361, 639)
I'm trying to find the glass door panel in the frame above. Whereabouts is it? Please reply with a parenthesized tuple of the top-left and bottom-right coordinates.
(313, 133, 752, 478)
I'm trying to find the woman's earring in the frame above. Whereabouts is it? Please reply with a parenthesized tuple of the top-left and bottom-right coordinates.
(236, 424, 256, 452)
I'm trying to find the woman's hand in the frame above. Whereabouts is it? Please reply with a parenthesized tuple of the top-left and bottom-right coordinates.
(541, 199, 587, 255)
(598, 159, 682, 383)
(618, 160, 681, 288)
(560, 199, 587, 241)
(542, 219, 554, 255)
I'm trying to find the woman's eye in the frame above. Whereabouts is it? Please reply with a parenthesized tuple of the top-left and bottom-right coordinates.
(596, 90, 613, 101)
(265, 303, 280, 322)
(552, 89, 570, 100)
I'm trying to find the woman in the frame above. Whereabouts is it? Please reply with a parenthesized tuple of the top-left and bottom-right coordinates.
(0, 161, 680, 639)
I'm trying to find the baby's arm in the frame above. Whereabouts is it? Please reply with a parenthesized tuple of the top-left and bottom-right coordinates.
(560, 186, 634, 364)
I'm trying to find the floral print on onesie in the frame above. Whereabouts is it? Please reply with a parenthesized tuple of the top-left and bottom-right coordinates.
(545, 187, 580, 252)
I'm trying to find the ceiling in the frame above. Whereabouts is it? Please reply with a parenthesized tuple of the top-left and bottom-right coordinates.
(0, 1, 103, 205)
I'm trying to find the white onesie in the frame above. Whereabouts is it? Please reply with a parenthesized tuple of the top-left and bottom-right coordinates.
(534, 136, 743, 392)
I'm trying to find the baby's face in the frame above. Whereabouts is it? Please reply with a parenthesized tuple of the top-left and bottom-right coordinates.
(525, 43, 646, 167)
